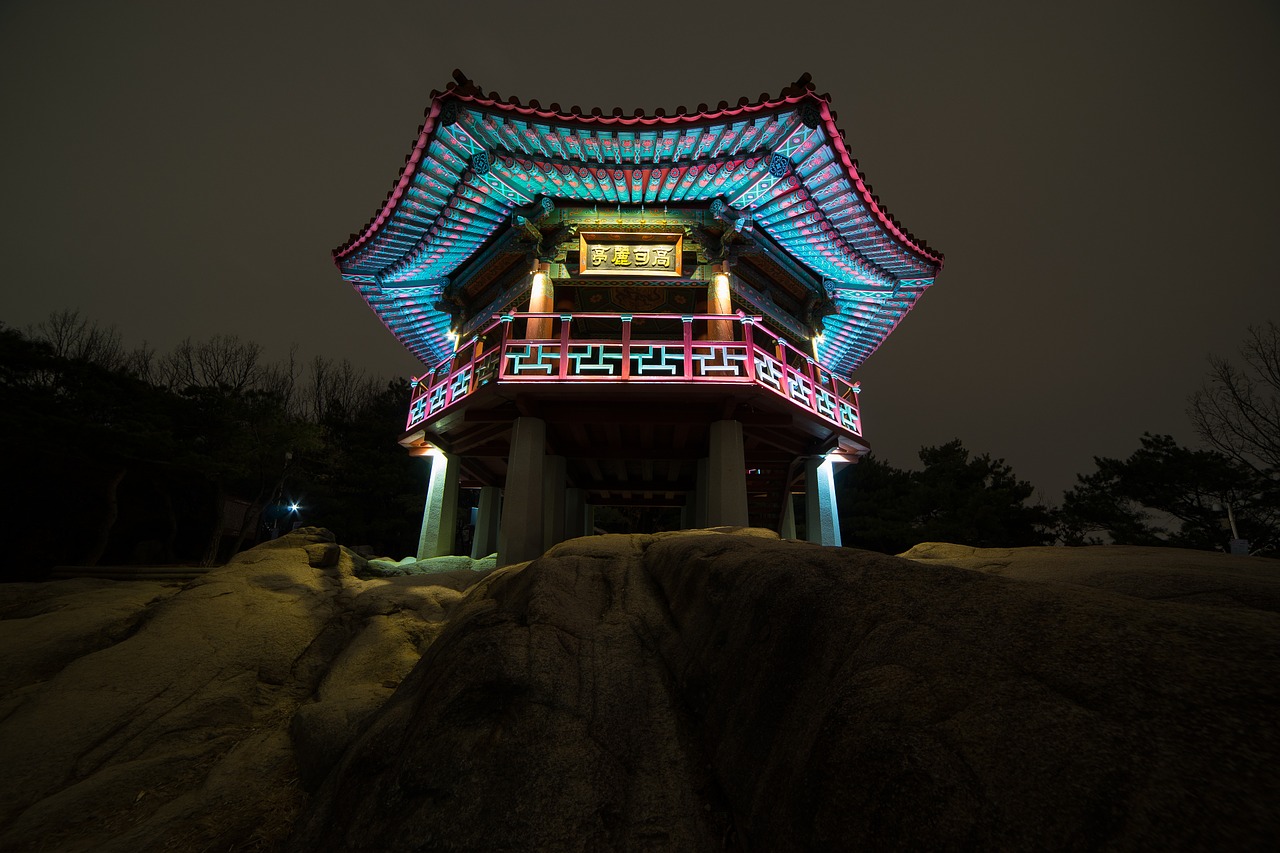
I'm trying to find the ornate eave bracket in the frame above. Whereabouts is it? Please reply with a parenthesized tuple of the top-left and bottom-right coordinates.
(510, 195, 572, 264)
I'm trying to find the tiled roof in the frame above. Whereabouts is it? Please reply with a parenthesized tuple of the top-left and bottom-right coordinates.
(335, 71, 943, 371)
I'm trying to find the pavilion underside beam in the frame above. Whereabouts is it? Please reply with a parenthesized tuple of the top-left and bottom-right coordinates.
(586, 494, 689, 508)
(577, 477, 695, 493)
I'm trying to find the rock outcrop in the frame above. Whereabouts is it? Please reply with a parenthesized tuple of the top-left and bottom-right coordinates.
(1, 531, 1277, 851)
(0, 528, 483, 852)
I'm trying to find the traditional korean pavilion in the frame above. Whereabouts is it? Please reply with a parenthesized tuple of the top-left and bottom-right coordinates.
(333, 71, 943, 566)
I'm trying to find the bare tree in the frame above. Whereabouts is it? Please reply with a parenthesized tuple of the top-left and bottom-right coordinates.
(1189, 321, 1280, 475)
(123, 341, 157, 383)
(31, 308, 126, 371)
(306, 355, 380, 422)
(156, 338, 198, 391)
(155, 334, 265, 392)
(195, 335, 264, 391)
(307, 355, 332, 423)
(261, 343, 303, 417)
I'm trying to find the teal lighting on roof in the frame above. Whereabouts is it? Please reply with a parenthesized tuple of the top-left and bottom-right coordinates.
(334, 72, 943, 371)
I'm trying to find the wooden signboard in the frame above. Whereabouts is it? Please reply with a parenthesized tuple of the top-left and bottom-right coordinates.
(578, 232, 683, 277)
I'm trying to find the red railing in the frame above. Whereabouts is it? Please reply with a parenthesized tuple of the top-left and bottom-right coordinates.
(406, 312, 861, 437)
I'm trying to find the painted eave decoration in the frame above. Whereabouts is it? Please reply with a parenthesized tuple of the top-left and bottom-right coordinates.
(334, 71, 943, 372)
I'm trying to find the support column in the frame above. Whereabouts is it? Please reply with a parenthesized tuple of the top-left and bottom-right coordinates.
(417, 451, 459, 559)
(542, 455, 567, 551)
(708, 267, 733, 341)
(584, 504, 596, 535)
(805, 456, 842, 546)
(564, 487, 587, 540)
(527, 263, 554, 340)
(471, 485, 501, 559)
(780, 493, 797, 539)
(498, 416, 547, 567)
(706, 419, 749, 527)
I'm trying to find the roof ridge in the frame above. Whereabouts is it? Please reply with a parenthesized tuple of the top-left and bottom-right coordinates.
(430, 69, 824, 125)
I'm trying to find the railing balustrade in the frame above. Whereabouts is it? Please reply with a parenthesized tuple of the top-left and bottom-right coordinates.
(406, 312, 861, 437)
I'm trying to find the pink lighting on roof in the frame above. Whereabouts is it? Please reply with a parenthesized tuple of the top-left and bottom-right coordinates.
(335, 72, 942, 271)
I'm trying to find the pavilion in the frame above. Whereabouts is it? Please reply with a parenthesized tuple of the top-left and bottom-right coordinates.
(333, 71, 943, 566)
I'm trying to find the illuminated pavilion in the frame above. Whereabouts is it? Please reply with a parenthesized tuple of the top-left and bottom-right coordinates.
(333, 71, 943, 566)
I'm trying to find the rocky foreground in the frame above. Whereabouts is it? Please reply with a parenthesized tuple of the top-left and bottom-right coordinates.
(0, 529, 1277, 851)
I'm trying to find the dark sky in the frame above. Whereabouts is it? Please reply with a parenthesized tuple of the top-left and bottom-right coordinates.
(3, 0, 1278, 502)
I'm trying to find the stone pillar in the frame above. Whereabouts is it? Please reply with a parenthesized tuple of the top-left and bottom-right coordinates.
(707, 419, 749, 527)
(527, 264, 554, 340)
(471, 485, 501, 559)
(564, 487, 587, 540)
(694, 457, 709, 528)
(805, 456, 842, 546)
(498, 416, 547, 567)
(417, 451, 459, 559)
(780, 493, 797, 539)
(542, 455, 567, 551)
(708, 268, 733, 341)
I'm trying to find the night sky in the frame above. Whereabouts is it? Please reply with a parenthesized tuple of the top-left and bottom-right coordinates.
(3, 1, 1277, 502)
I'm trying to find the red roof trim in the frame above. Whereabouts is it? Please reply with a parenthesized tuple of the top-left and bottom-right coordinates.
(815, 101, 944, 268)
(334, 72, 943, 270)
(444, 89, 811, 127)
(334, 99, 443, 264)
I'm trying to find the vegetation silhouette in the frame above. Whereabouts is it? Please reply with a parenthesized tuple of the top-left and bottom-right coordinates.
(837, 441, 1056, 554)
(0, 314, 423, 578)
(3, 312, 1274, 577)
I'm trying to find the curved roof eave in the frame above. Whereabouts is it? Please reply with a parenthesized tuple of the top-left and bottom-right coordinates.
(332, 72, 944, 371)
(332, 72, 943, 276)
(811, 99, 943, 273)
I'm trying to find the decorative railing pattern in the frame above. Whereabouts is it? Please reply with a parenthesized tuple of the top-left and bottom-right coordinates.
(406, 313, 861, 437)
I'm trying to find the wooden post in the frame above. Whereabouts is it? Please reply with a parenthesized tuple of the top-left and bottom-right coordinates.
(527, 263, 553, 339)
(708, 266, 733, 341)
(620, 315, 632, 379)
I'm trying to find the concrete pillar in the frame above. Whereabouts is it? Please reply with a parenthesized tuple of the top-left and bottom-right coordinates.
(417, 451, 459, 559)
(471, 485, 501, 559)
(564, 487, 587, 540)
(542, 455, 567, 550)
(707, 419, 749, 527)
(780, 493, 797, 539)
(694, 457, 709, 528)
(498, 416, 547, 566)
(805, 456, 842, 546)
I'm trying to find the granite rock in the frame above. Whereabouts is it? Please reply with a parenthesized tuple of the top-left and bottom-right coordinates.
(2, 532, 1277, 851)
